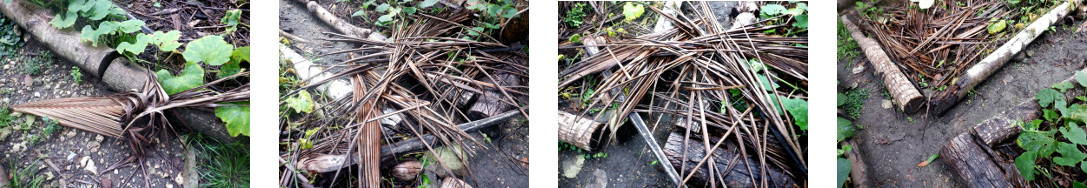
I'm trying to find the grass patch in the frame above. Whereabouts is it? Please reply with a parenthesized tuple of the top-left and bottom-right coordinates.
(186, 133, 249, 188)
(839, 88, 870, 119)
(837, 19, 859, 64)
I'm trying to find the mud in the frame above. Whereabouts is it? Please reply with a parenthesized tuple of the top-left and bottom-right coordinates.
(838, 17, 1087, 187)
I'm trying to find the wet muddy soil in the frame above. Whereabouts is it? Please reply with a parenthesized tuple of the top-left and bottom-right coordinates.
(838, 17, 1087, 187)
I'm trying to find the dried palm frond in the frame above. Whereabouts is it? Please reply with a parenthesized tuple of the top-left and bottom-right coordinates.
(12, 70, 250, 186)
(280, 6, 529, 188)
(559, 2, 806, 187)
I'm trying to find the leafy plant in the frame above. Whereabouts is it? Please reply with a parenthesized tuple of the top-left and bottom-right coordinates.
(221, 9, 243, 34)
(622, 2, 645, 22)
(70, 66, 83, 83)
(22, 62, 42, 76)
(286, 90, 315, 114)
(1016, 72, 1087, 182)
(563, 3, 588, 27)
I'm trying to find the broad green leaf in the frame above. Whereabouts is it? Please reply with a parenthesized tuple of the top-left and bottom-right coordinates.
(622, 2, 645, 22)
(183, 35, 234, 65)
(286, 90, 315, 114)
(1018, 129, 1058, 158)
(116, 33, 151, 54)
(151, 30, 182, 52)
(1060, 122, 1087, 145)
(781, 97, 808, 130)
(403, 7, 417, 15)
(1037, 88, 1062, 108)
(215, 102, 250, 137)
(219, 61, 241, 79)
(987, 20, 1006, 34)
(117, 20, 145, 33)
(1066, 104, 1087, 123)
(1076, 180, 1087, 188)
(156, 62, 205, 95)
(757, 75, 779, 91)
(420, 0, 439, 8)
(49, 12, 78, 29)
(67, 0, 87, 12)
(1053, 142, 1086, 166)
(837, 157, 851, 188)
(377, 14, 395, 22)
(1015, 151, 1037, 180)
(232, 46, 251, 63)
(792, 14, 808, 29)
(837, 93, 847, 106)
(467, 26, 484, 36)
(760, 4, 787, 18)
(503, 7, 518, 18)
(376, 3, 390, 13)
(85, 0, 113, 20)
(1076, 71, 1087, 87)
(1044, 109, 1058, 122)
(838, 117, 855, 142)
(1054, 81, 1075, 93)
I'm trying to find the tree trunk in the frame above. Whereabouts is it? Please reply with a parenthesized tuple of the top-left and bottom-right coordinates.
(662, 133, 796, 187)
(557, 111, 603, 151)
(971, 100, 1039, 147)
(930, 0, 1084, 114)
(939, 133, 1026, 188)
(840, 13, 925, 113)
(291, 0, 386, 40)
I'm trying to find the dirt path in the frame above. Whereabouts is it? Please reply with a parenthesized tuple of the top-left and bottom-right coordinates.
(838, 18, 1087, 187)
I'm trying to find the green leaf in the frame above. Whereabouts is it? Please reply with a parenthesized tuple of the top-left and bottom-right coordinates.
(49, 12, 78, 29)
(219, 61, 241, 79)
(403, 7, 417, 15)
(1015, 151, 1037, 181)
(1077, 71, 1087, 87)
(1060, 122, 1087, 145)
(376, 3, 390, 13)
(215, 102, 250, 137)
(757, 75, 779, 91)
(1054, 142, 1087, 166)
(1054, 81, 1075, 93)
(622, 2, 645, 22)
(155, 62, 205, 95)
(1018, 129, 1058, 158)
(987, 20, 1006, 34)
(378, 14, 395, 22)
(503, 7, 519, 18)
(231, 46, 251, 63)
(183, 35, 234, 65)
(467, 26, 484, 36)
(1075, 180, 1087, 188)
(85, 0, 114, 20)
(286, 90, 315, 114)
(151, 30, 182, 52)
(1037, 88, 1063, 108)
(117, 20, 146, 33)
(760, 4, 787, 18)
(837, 157, 851, 188)
(838, 117, 855, 142)
(1066, 104, 1087, 123)
(419, 0, 439, 8)
(1044, 109, 1058, 122)
(116, 33, 151, 54)
(837, 93, 847, 107)
(792, 14, 808, 29)
(568, 33, 581, 43)
(781, 97, 808, 130)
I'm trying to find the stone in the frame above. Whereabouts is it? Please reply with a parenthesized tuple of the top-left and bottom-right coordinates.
(882, 100, 893, 109)
(561, 157, 585, 178)
(852, 64, 865, 74)
(82, 156, 98, 175)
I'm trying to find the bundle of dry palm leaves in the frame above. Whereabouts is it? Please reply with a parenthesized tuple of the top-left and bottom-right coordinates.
(851, 0, 1053, 90)
(11, 70, 250, 187)
(559, 2, 806, 187)
(279, 7, 529, 188)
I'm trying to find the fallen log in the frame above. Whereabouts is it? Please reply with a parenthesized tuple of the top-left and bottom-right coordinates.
(0, 0, 235, 143)
(841, 13, 924, 113)
(662, 133, 796, 187)
(843, 140, 870, 187)
(290, 0, 387, 40)
(939, 133, 1025, 188)
(297, 107, 525, 173)
(930, 0, 1085, 114)
(971, 100, 1039, 147)
(467, 64, 522, 120)
(557, 111, 603, 151)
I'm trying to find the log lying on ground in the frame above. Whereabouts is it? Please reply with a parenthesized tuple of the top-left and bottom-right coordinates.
(290, 0, 386, 40)
(841, 13, 924, 113)
(843, 140, 870, 187)
(662, 133, 796, 187)
(940, 133, 1024, 188)
(971, 100, 1039, 146)
(557, 111, 603, 151)
(467, 65, 522, 120)
(297, 108, 525, 173)
(931, 0, 1084, 114)
(0, 0, 235, 143)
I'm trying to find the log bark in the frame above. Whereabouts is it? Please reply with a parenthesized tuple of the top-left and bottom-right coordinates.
(662, 133, 795, 187)
(840, 13, 925, 113)
(467, 65, 521, 120)
(556, 111, 603, 151)
(971, 100, 1038, 147)
(930, 0, 1084, 114)
(843, 140, 870, 187)
(939, 133, 1026, 188)
(0, 0, 234, 143)
(291, 0, 387, 40)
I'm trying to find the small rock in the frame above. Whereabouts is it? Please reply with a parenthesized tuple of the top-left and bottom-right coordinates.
(588, 169, 608, 188)
(33, 92, 39, 97)
(81, 156, 98, 175)
(561, 157, 585, 178)
(95, 134, 104, 143)
(852, 65, 865, 74)
(67, 152, 77, 161)
(1027, 50, 1035, 57)
(174, 175, 184, 185)
(0, 127, 11, 140)
(23, 75, 31, 87)
(882, 100, 893, 109)
(44, 171, 54, 180)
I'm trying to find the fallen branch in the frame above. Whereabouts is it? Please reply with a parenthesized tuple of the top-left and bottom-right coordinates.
(841, 13, 924, 113)
(291, 0, 386, 40)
